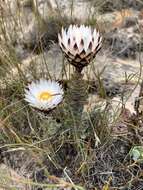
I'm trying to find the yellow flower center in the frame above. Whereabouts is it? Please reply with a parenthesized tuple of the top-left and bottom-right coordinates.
(38, 91, 53, 101)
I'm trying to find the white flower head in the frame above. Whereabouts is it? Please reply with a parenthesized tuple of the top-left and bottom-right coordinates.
(58, 24, 102, 69)
(24, 79, 64, 111)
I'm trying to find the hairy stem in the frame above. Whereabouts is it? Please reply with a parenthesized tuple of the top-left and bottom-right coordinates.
(68, 68, 87, 122)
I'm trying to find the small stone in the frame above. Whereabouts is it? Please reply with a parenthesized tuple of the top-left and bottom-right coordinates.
(0, 164, 28, 190)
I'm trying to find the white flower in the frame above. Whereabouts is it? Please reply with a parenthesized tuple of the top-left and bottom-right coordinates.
(58, 25, 102, 69)
(24, 79, 64, 111)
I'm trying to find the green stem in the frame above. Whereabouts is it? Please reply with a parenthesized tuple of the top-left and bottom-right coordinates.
(68, 68, 87, 122)
(66, 67, 87, 154)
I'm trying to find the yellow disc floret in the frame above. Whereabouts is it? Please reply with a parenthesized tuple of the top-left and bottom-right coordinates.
(38, 91, 53, 101)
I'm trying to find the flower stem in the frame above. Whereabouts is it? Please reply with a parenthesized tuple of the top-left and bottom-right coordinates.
(68, 68, 87, 122)
(66, 67, 87, 154)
